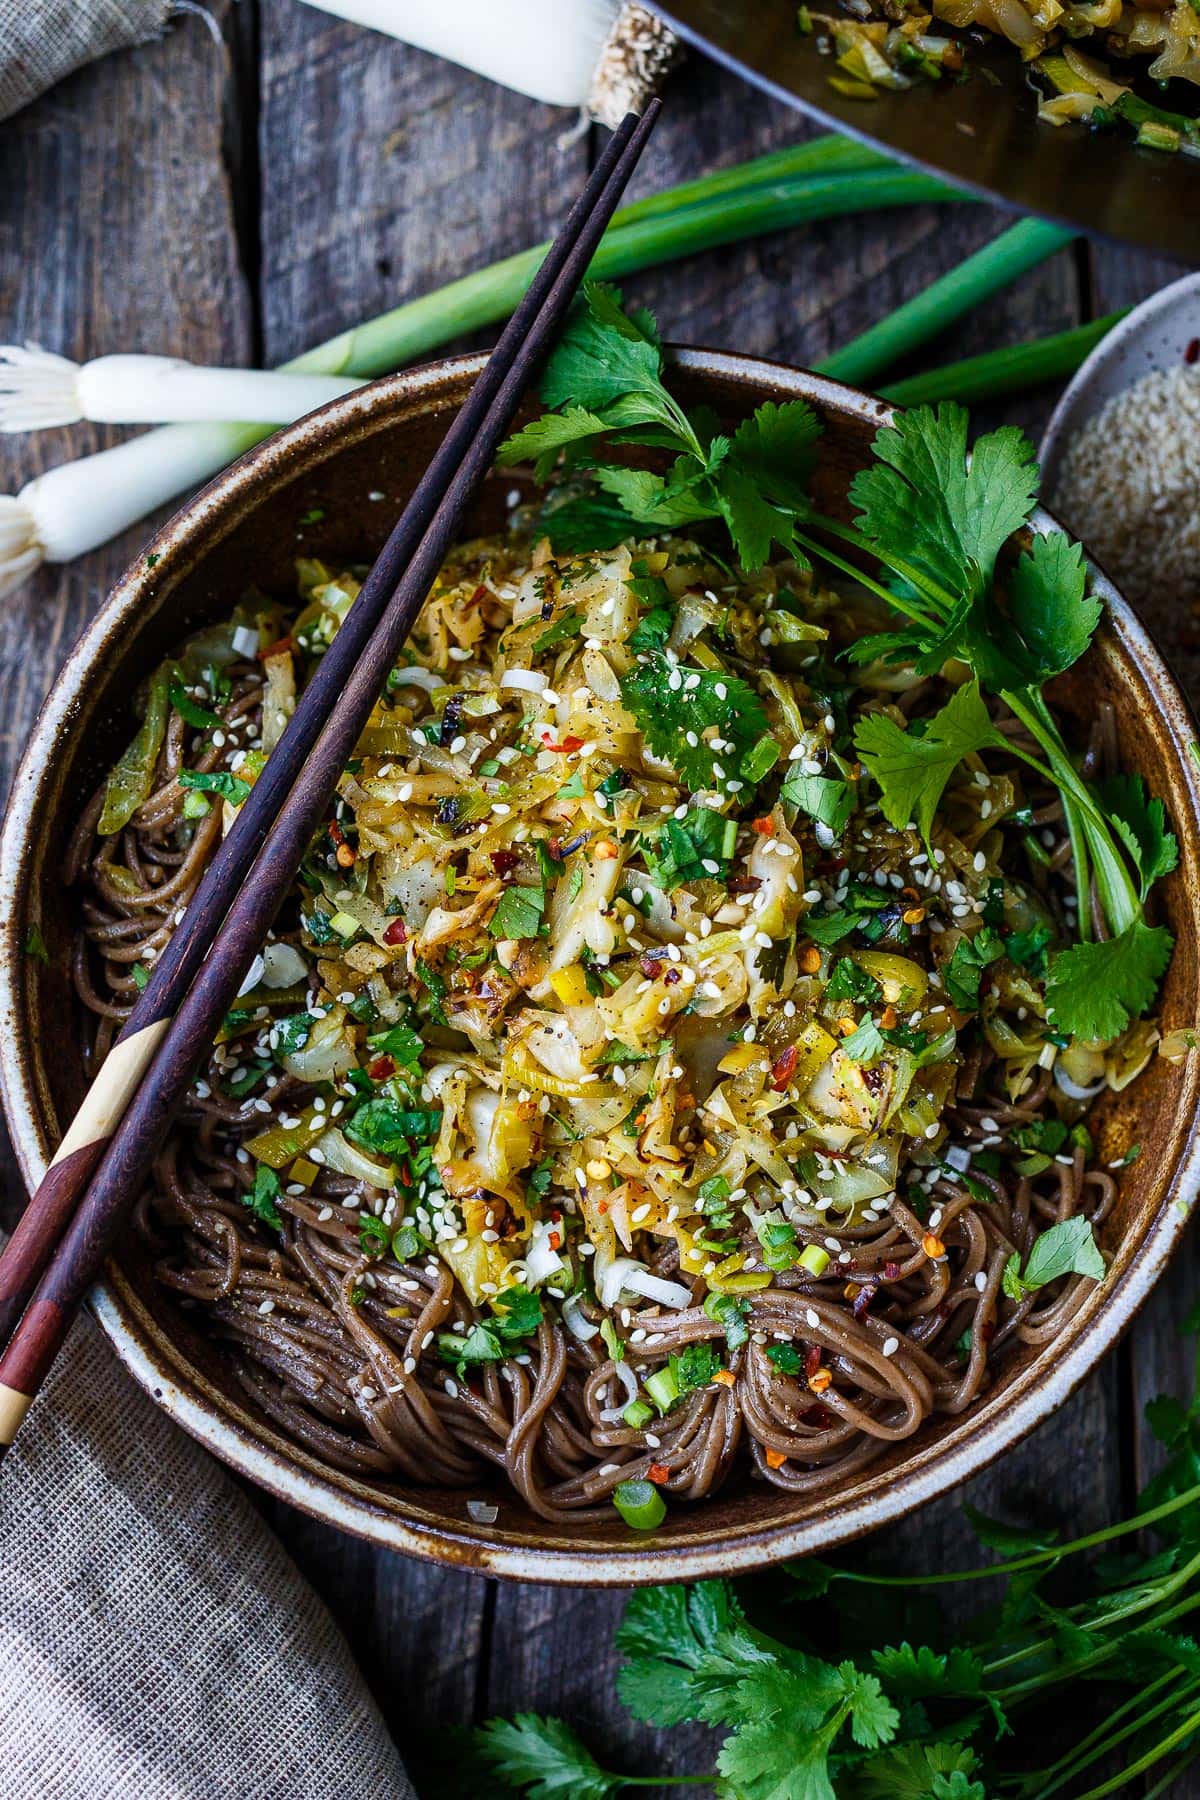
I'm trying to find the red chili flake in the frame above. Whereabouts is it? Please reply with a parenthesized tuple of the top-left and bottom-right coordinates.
(548, 1231, 561, 1251)
(550, 1209, 563, 1223)
(1187, 338, 1200, 365)
(541, 731, 585, 754)
(883, 1260, 901, 1282)
(639, 952, 667, 978)
(383, 917, 408, 946)
(664, 967, 682, 986)
(258, 634, 294, 660)
(646, 1463, 671, 1485)
(490, 849, 519, 877)
(804, 1343, 823, 1378)
(368, 1055, 395, 1081)
(751, 816, 775, 835)
(798, 1404, 836, 1428)
(396, 1160, 412, 1188)
(465, 584, 490, 611)
(851, 1282, 876, 1320)
(771, 1044, 799, 1090)
(728, 875, 763, 895)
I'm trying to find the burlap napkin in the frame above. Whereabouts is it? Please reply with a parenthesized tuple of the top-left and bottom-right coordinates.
(0, 0, 172, 123)
(1, 1298, 415, 1799)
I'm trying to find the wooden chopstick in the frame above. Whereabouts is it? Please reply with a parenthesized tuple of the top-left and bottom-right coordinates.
(0, 108, 652, 1361)
(0, 101, 661, 1457)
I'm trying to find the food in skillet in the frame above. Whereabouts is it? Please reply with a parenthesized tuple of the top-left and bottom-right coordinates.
(68, 290, 1176, 1527)
(797, 0, 1200, 156)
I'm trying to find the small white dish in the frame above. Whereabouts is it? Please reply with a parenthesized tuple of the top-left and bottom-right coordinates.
(1039, 272, 1200, 496)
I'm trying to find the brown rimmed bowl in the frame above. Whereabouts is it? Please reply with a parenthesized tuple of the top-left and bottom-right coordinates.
(3, 349, 1200, 1584)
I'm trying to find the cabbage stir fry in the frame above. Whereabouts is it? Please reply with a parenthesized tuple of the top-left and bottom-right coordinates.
(802, 0, 1200, 154)
(150, 535, 1151, 1342)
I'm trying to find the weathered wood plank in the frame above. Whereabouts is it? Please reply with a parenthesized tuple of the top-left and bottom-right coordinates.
(0, 7, 252, 788)
(256, 0, 591, 369)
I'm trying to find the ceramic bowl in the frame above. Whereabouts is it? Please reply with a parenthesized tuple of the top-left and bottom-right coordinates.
(1039, 271, 1200, 489)
(3, 350, 1200, 1584)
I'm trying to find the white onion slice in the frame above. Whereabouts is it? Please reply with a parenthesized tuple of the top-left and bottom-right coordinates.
(598, 1360, 640, 1422)
(1054, 1067, 1107, 1101)
(500, 667, 548, 693)
(232, 624, 259, 658)
(597, 1255, 642, 1309)
(561, 1293, 600, 1341)
(260, 941, 308, 988)
(236, 952, 265, 996)
(597, 1255, 692, 1311)
(388, 665, 442, 692)
(623, 1268, 693, 1310)
(526, 1222, 564, 1284)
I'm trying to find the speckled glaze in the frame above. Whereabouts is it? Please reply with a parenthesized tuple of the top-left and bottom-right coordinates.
(3, 350, 1200, 1585)
(1039, 272, 1200, 493)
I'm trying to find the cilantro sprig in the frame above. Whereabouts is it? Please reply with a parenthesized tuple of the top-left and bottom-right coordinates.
(502, 286, 1175, 1045)
(477, 1302, 1200, 1800)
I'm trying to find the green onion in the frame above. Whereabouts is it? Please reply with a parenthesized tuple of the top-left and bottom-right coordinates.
(879, 311, 1129, 409)
(1, 140, 964, 596)
(817, 218, 1074, 390)
(798, 1243, 832, 1276)
(622, 1399, 654, 1430)
(644, 1366, 680, 1414)
(181, 789, 211, 820)
(612, 1478, 667, 1531)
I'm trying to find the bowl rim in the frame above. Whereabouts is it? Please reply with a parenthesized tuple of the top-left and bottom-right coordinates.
(3, 347, 1200, 1584)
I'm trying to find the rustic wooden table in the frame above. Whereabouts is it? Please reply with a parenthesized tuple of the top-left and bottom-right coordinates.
(1, 8, 1196, 1791)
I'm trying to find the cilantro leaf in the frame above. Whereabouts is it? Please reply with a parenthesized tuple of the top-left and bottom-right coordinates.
(850, 1742, 986, 1800)
(854, 681, 1005, 842)
(1045, 920, 1174, 1042)
(490, 884, 547, 941)
(1006, 529, 1099, 681)
(476, 1714, 620, 1800)
(1002, 1216, 1105, 1300)
(179, 768, 251, 806)
(850, 405, 1039, 608)
(728, 400, 822, 514)
(367, 1023, 424, 1065)
(244, 1163, 283, 1232)
(535, 486, 649, 555)
(717, 1658, 899, 1800)
(346, 1098, 442, 1157)
(705, 1291, 751, 1350)
(1096, 774, 1179, 902)
(532, 609, 584, 656)
(714, 460, 804, 573)
(963, 1503, 1060, 1555)
(780, 769, 856, 834)
(943, 927, 1004, 1011)
(592, 463, 716, 529)
(842, 1018, 885, 1063)
(538, 282, 669, 418)
(644, 808, 736, 890)
(825, 957, 882, 1008)
(499, 406, 617, 480)
(616, 1581, 773, 1728)
(621, 653, 772, 796)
